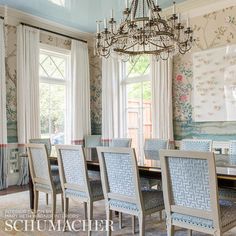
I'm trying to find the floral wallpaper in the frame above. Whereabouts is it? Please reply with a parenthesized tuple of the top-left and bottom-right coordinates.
(6, 4, 236, 143)
(5, 26, 102, 142)
(173, 6, 236, 140)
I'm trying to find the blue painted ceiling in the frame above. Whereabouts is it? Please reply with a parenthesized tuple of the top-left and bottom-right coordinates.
(0, 0, 186, 33)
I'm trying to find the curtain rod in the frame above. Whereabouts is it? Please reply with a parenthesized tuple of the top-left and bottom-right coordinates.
(20, 22, 87, 44)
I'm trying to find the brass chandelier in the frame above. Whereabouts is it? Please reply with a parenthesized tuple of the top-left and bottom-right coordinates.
(95, 0, 194, 61)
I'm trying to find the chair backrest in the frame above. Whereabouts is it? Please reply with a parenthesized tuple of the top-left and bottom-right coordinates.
(84, 135, 102, 148)
(29, 138, 52, 156)
(160, 150, 220, 228)
(144, 138, 169, 160)
(180, 139, 212, 152)
(97, 147, 142, 209)
(56, 145, 90, 195)
(229, 140, 236, 155)
(27, 143, 53, 189)
(110, 138, 132, 147)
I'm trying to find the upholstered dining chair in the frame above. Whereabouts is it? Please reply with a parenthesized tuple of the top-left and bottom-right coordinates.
(27, 143, 63, 222)
(180, 139, 212, 152)
(218, 141, 236, 201)
(97, 147, 165, 236)
(56, 145, 104, 235)
(110, 138, 132, 147)
(160, 149, 236, 236)
(143, 138, 169, 189)
(180, 139, 235, 201)
(29, 138, 57, 205)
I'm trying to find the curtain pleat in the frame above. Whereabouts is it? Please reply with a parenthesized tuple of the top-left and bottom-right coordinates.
(151, 57, 174, 140)
(70, 40, 91, 144)
(0, 19, 8, 190)
(16, 25, 40, 185)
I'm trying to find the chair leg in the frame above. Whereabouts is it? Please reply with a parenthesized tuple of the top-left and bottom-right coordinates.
(138, 215, 145, 236)
(61, 194, 64, 212)
(106, 208, 112, 236)
(167, 224, 174, 236)
(87, 201, 93, 236)
(46, 193, 49, 205)
(34, 190, 39, 221)
(187, 229, 192, 236)
(84, 202, 88, 219)
(119, 212, 122, 229)
(132, 215, 135, 234)
(52, 193, 56, 223)
(63, 196, 69, 232)
(159, 210, 162, 222)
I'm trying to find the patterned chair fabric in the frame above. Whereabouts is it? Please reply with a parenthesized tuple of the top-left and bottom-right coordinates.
(110, 138, 132, 147)
(160, 150, 236, 235)
(142, 139, 169, 190)
(229, 141, 236, 155)
(167, 156, 211, 210)
(172, 200, 236, 229)
(57, 146, 104, 201)
(180, 139, 212, 152)
(104, 152, 136, 196)
(98, 148, 165, 213)
(84, 135, 102, 148)
(29, 138, 52, 156)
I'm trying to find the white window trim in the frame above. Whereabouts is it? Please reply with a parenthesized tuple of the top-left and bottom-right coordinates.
(39, 43, 71, 144)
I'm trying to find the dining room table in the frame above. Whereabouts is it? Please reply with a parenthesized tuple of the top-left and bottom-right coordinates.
(28, 149, 236, 209)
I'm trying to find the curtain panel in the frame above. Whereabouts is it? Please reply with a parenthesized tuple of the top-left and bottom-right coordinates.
(101, 57, 123, 146)
(17, 25, 40, 185)
(70, 40, 91, 144)
(0, 19, 8, 190)
(151, 57, 174, 140)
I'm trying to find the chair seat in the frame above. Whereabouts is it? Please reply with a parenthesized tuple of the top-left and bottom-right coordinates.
(35, 174, 62, 193)
(219, 187, 236, 200)
(171, 200, 236, 230)
(65, 179, 104, 200)
(109, 190, 164, 212)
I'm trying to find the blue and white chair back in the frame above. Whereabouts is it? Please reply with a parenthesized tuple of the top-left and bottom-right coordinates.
(160, 150, 221, 233)
(97, 147, 141, 207)
(110, 138, 132, 147)
(27, 144, 53, 189)
(229, 141, 236, 155)
(144, 139, 168, 150)
(56, 145, 90, 196)
(180, 139, 212, 152)
(84, 135, 102, 148)
(29, 138, 52, 156)
(144, 139, 169, 160)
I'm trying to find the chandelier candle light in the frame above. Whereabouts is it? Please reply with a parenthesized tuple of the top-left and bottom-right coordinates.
(95, 0, 194, 61)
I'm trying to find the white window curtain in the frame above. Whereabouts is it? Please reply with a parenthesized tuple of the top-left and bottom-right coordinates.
(0, 18, 8, 190)
(70, 40, 91, 144)
(102, 57, 122, 145)
(151, 57, 174, 140)
(17, 25, 40, 185)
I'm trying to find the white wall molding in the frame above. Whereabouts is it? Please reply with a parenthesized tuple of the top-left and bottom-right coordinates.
(0, 5, 94, 46)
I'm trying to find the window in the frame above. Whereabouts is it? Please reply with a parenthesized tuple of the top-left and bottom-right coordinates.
(39, 45, 70, 144)
(122, 55, 152, 163)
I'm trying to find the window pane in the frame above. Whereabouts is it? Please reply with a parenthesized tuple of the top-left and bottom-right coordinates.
(39, 53, 66, 80)
(126, 55, 150, 78)
(40, 83, 66, 144)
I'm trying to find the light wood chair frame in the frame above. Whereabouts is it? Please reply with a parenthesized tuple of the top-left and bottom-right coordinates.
(97, 147, 164, 236)
(160, 149, 236, 236)
(27, 143, 63, 222)
(56, 145, 104, 235)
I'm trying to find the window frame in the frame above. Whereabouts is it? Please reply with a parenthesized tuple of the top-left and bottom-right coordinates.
(39, 43, 71, 144)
